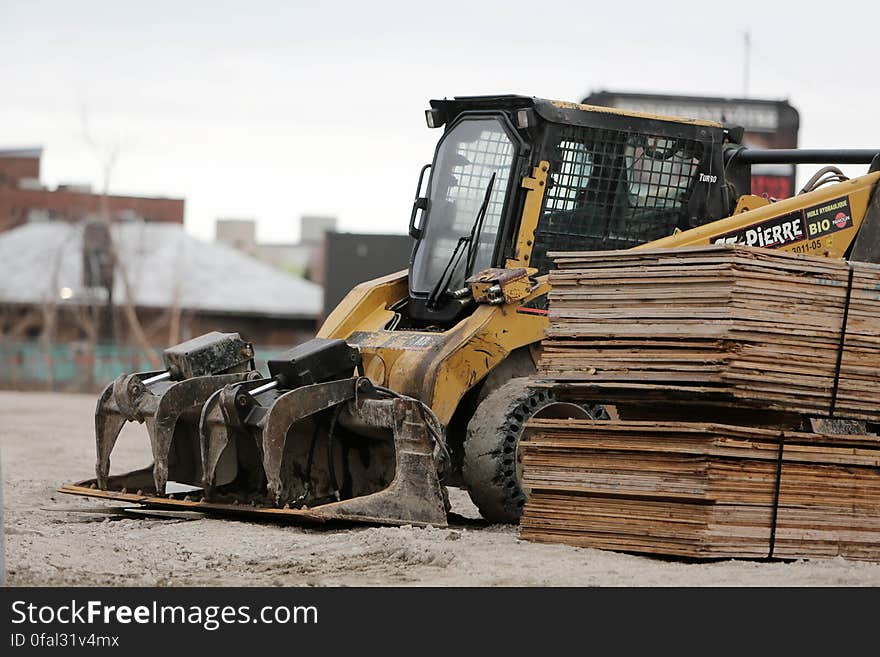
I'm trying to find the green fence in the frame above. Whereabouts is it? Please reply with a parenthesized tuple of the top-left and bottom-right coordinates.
(0, 341, 287, 392)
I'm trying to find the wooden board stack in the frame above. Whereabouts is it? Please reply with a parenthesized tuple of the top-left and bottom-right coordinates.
(539, 244, 880, 421)
(520, 419, 880, 560)
(521, 245, 880, 560)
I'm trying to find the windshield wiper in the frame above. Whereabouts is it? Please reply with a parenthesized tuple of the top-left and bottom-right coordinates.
(426, 172, 497, 309)
(464, 172, 496, 278)
(427, 236, 469, 309)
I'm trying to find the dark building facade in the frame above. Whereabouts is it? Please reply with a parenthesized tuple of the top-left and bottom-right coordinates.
(322, 232, 413, 316)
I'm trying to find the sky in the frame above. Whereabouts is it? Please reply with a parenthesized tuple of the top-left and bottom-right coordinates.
(1, 1, 878, 243)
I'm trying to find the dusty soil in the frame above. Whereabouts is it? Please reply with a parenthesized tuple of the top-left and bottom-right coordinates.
(3, 390, 880, 586)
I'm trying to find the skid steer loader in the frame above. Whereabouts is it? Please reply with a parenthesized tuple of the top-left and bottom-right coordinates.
(61, 95, 880, 526)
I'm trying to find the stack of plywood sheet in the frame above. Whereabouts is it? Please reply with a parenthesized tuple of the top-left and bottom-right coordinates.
(539, 244, 880, 421)
(520, 419, 880, 560)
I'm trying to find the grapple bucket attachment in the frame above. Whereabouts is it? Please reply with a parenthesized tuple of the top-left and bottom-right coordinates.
(66, 338, 449, 528)
(93, 332, 257, 495)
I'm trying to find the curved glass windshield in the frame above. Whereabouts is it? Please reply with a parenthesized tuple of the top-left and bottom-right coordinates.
(410, 118, 515, 295)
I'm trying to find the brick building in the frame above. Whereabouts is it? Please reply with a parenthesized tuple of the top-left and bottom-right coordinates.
(0, 147, 184, 233)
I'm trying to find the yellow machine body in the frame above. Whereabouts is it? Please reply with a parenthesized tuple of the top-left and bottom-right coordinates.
(646, 172, 880, 258)
(320, 169, 880, 430)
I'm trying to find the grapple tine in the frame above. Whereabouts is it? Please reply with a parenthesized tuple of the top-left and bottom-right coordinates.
(95, 373, 157, 489)
(199, 379, 267, 497)
(95, 379, 128, 489)
(315, 396, 448, 527)
(260, 378, 361, 506)
(146, 373, 255, 496)
(199, 388, 231, 493)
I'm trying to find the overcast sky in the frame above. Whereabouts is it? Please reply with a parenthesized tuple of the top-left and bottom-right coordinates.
(2, 1, 877, 243)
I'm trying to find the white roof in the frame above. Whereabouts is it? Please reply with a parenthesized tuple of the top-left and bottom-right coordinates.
(0, 147, 42, 158)
(0, 221, 322, 319)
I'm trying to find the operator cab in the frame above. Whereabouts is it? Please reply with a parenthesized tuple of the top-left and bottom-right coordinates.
(403, 95, 742, 328)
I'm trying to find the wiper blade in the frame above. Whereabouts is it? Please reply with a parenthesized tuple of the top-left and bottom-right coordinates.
(427, 236, 469, 309)
(464, 172, 496, 278)
(426, 173, 497, 309)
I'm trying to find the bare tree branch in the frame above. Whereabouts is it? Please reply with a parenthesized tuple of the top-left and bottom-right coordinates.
(80, 104, 161, 369)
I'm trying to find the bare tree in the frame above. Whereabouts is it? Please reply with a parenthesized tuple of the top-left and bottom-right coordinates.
(80, 106, 161, 369)
(37, 236, 69, 390)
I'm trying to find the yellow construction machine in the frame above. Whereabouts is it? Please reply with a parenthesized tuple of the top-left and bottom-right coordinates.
(61, 95, 880, 526)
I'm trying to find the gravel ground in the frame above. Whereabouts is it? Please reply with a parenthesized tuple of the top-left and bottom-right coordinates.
(3, 390, 880, 586)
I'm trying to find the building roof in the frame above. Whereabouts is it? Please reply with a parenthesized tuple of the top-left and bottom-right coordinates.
(0, 221, 322, 319)
(0, 147, 43, 159)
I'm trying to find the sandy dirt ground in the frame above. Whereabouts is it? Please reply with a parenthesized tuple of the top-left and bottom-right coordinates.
(3, 390, 880, 586)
